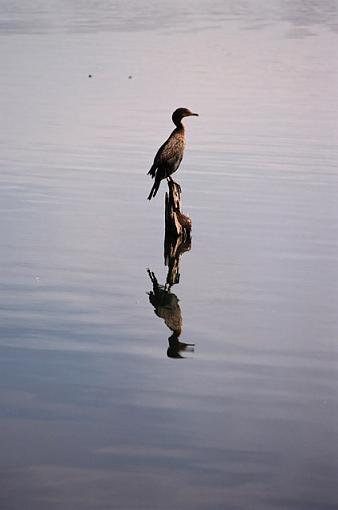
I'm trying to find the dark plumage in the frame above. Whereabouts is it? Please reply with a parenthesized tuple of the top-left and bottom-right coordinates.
(147, 107, 198, 200)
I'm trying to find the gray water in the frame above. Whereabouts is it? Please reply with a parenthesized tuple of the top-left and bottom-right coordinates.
(1, 1, 338, 509)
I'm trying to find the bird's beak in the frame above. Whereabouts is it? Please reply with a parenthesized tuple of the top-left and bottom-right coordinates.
(190, 112, 199, 116)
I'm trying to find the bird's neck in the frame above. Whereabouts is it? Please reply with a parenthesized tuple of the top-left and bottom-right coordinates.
(173, 122, 185, 134)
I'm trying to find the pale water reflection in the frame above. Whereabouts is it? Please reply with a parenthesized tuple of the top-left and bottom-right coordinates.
(1, 1, 338, 509)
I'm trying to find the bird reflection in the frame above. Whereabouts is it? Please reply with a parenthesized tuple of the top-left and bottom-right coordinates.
(147, 235, 194, 358)
(167, 334, 195, 359)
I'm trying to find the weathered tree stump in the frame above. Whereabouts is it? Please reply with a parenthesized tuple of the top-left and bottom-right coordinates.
(165, 180, 191, 241)
(164, 180, 192, 286)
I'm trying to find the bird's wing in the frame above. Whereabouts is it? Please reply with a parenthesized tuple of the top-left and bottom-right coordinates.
(154, 134, 185, 166)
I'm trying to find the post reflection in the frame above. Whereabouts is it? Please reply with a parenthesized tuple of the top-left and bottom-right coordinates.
(147, 235, 194, 358)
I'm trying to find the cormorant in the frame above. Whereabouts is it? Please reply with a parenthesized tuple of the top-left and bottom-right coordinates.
(147, 107, 198, 200)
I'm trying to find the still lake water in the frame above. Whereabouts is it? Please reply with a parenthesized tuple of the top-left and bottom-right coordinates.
(1, 1, 338, 508)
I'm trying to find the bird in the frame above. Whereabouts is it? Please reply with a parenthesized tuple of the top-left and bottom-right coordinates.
(147, 107, 198, 200)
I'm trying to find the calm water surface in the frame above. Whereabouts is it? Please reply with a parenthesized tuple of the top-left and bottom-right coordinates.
(1, 1, 338, 509)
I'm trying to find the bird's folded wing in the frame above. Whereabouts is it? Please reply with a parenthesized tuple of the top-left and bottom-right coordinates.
(154, 136, 185, 165)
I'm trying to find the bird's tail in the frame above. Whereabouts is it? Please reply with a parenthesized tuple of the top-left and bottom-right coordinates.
(147, 179, 160, 200)
(147, 163, 157, 178)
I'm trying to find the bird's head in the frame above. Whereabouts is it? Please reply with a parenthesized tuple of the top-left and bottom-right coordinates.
(172, 108, 199, 126)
